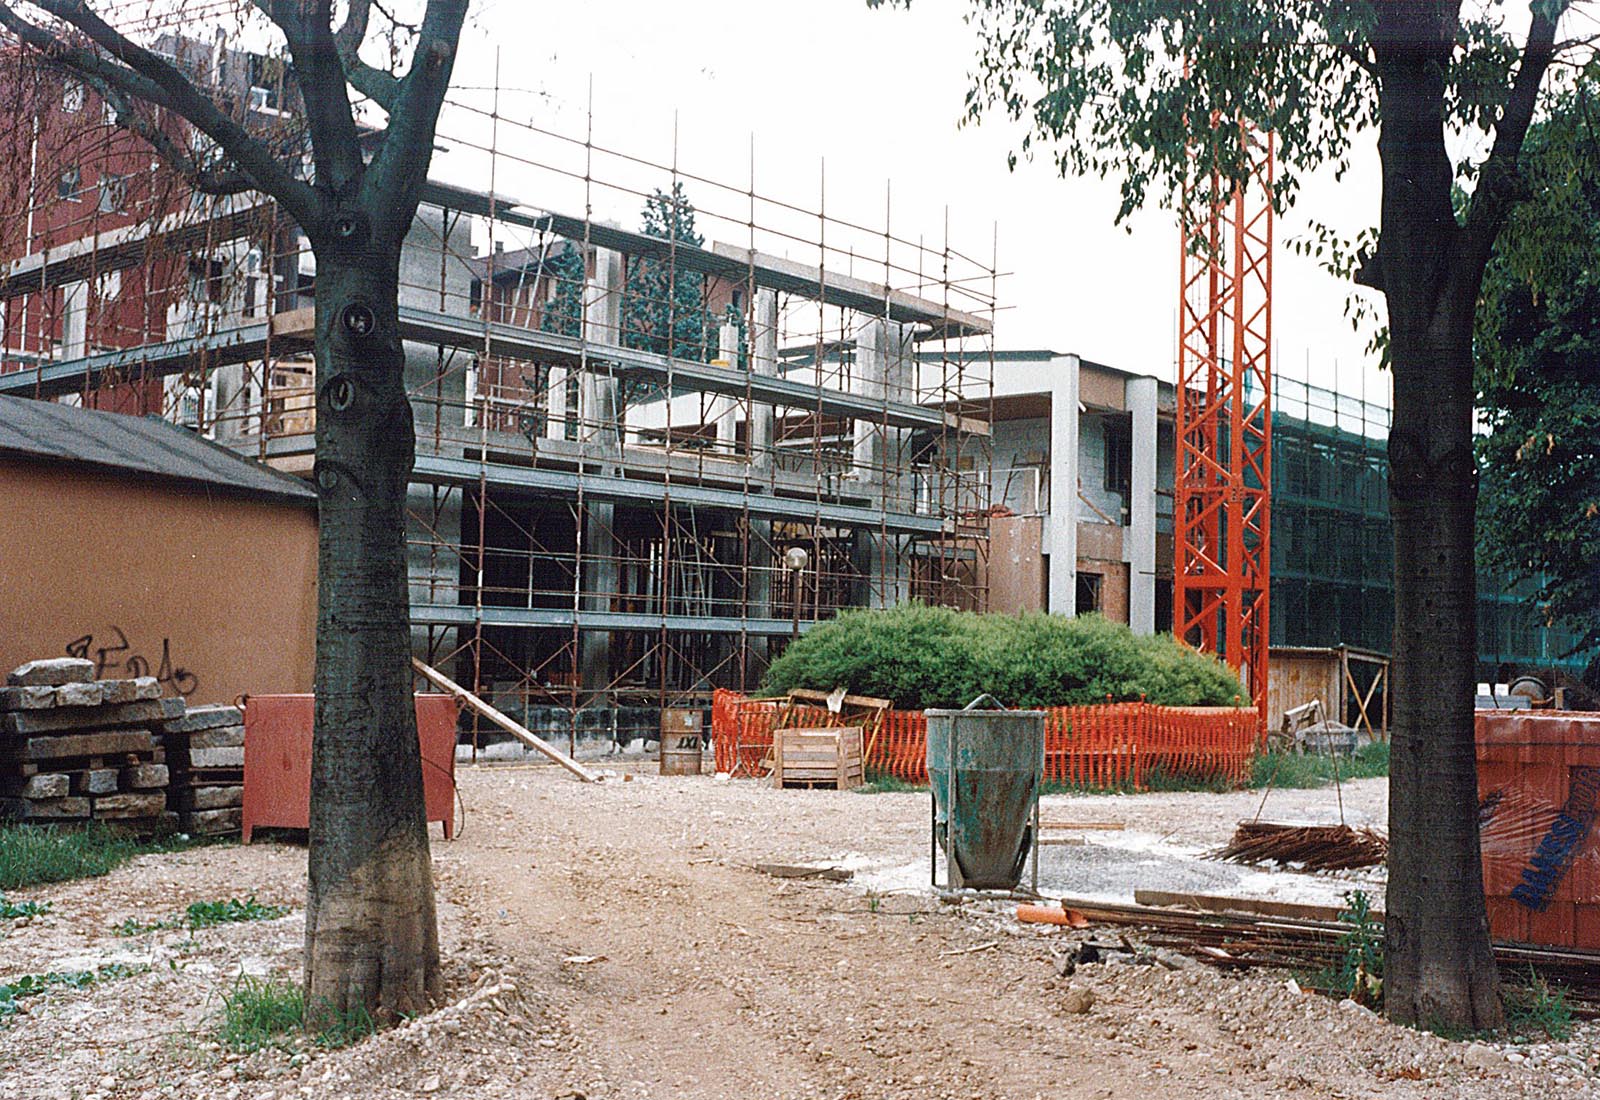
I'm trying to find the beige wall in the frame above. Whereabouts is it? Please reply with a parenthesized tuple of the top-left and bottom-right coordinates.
(0, 460, 317, 706)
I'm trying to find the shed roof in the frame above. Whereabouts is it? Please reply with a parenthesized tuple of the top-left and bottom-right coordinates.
(0, 396, 316, 505)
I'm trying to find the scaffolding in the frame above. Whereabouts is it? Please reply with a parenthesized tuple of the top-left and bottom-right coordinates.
(0, 43, 999, 753)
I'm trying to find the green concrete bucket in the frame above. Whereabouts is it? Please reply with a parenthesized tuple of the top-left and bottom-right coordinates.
(926, 694, 1045, 892)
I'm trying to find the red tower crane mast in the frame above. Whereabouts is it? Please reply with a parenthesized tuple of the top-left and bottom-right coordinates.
(1174, 125, 1273, 727)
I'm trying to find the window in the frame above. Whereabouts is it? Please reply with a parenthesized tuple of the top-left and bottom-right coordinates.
(57, 166, 81, 201)
(97, 174, 127, 214)
(62, 79, 84, 113)
(1077, 572, 1103, 614)
(1103, 417, 1132, 501)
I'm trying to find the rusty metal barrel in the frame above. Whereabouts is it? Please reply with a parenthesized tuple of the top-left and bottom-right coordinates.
(926, 695, 1045, 891)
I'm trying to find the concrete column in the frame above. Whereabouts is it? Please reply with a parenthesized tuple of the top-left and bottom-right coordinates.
(712, 320, 740, 452)
(578, 247, 624, 697)
(1125, 375, 1158, 635)
(580, 247, 623, 450)
(1047, 354, 1081, 617)
(749, 289, 778, 469)
(850, 319, 913, 609)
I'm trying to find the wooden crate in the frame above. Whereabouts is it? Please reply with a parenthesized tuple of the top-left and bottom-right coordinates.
(773, 726, 863, 790)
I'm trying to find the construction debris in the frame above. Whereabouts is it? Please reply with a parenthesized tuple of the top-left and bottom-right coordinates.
(0, 661, 175, 832)
(1210, 821, 1388, 872)
(154, 705, 244, 836)
(412, 658, 600, 783)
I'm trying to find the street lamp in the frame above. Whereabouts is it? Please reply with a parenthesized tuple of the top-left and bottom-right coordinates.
(784, 546, 810, 639)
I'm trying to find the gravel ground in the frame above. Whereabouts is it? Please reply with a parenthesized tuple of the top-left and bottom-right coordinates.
(0, 763, 1589, 1100)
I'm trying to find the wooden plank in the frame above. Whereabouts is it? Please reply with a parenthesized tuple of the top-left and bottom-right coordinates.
(1040, 821, 1126, 831)
(753, 863, 853, 882)
(411, 658, 600, 783)
(1133, 889, 1385, 923)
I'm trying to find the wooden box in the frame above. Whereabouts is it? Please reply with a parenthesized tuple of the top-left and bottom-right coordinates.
(773, 726, 863, 790)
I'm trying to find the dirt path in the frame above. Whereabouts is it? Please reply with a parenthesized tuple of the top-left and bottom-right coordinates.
(0, 763, 1593, 1100)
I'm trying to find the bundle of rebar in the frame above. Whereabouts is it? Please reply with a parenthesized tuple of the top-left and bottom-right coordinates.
(1049, 897, 1600, 1015)
(1210, 821, 1388, 872)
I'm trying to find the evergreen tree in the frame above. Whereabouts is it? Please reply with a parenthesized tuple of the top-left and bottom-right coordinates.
(540, 243, 585, 338)
(622, 183, 718, 362)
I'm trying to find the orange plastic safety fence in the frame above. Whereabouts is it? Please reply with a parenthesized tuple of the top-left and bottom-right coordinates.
(710, 691, 1257, 789)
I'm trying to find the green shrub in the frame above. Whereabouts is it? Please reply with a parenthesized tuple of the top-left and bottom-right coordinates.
(116, 895, 290, 937)
(763, 605, 1243, 710)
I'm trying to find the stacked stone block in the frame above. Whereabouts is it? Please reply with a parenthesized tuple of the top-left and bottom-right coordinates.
(1, 658, 177, 833)
(154, 705, 244, 836)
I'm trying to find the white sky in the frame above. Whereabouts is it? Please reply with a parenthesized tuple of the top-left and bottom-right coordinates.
(441, 0, 1390, 401)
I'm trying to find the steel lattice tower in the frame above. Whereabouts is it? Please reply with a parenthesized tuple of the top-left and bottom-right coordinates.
(1174, 126, 1273, 726)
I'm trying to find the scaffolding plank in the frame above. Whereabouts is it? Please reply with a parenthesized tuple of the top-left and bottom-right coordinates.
(409, 602, 814, 637)
(409, 453, 947, 535)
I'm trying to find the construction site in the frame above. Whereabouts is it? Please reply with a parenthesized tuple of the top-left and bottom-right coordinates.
(2, 8, 1599, 1100)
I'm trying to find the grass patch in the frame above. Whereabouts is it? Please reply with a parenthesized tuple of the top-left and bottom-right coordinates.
(0, 823, 218, 891)
(1250, 742, 1389, 790)
(218, 977, 377, 1053)
(115, 896, 289, 937)
(0, 964, 143, 1021)
(855, 773, 925, 794)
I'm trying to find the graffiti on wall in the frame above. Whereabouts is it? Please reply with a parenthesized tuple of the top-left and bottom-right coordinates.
(65, 626, 199, 696)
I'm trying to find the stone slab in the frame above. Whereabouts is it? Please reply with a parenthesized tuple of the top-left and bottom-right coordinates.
(54, 682, 105, 708)
(3, 730, 154, 762)
(7, 658, 95, 687)
(1, 699, 180, 735)
(182, 807, 242, 835)
(76, 768, 119, 795)
(100, 678, 162, 705)
(189, 726, 245, 750)
(0, 773, 70, 799)
(188, 746, 245, 769)
(155, 705, 242, 734)
(0, 796, 90, 819)
(0, 686, 58, 711)
(175, 785, 242, 810)
(92, 792, 166, 819)
(122, 763, 169, 790)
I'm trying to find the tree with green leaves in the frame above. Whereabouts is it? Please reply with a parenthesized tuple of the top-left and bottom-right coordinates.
(0, 0, 468, 1023)
(877, 0, 1597, 1028)
(1476, 98, 1600, 661)
(622, 181, 717, 362)
(540, 243, 587, 339)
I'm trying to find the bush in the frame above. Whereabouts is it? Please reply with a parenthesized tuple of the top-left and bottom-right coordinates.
(763, 605, 1243, 710)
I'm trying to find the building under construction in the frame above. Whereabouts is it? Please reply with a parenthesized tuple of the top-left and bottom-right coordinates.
(0, 45, 998, 750)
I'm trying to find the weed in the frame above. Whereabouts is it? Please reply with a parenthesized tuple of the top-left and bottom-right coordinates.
(218, 977, 378, 1053)
(0, 823, 218, 890)
(855, 773, 924, 794)
(865, 889, 883, 914)
(0, 963, 143, 1021)
(0, 895, 48, 921)
(1249, 742, 1389, 790)
(1504, 968, 1574, 1040)
(116, 895, 290, 937)
(1310, 890, 1384, 1008)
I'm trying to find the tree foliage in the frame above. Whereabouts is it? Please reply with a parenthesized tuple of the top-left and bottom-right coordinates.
(1476, 97, 1600, 657)
(763, 604, 1243, 710)
(621, 182, 718, 361)
(539, 244, 586, 339)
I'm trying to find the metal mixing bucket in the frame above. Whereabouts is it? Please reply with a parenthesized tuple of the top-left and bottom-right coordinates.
(926, 694, 1045, 892)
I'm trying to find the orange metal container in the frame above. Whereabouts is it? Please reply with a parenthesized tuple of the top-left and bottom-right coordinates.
(242, 694, 459, 843)
(1476, 711, 1600, 949)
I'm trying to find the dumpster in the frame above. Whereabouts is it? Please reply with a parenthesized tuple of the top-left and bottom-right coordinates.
(927, 695, 1045, 891)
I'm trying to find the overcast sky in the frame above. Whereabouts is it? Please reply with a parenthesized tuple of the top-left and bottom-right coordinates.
(440, 0, 1390, 402)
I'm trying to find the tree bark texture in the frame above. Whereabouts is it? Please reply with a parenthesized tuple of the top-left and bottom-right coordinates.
(1374, 1, 1502, 1031)
(304, 221, 440, 1023)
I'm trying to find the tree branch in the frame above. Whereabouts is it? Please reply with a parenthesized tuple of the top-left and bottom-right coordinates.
(1457, 3, 1562, 278)
(86, 74, 254, 195)
(5, 0, 319, 224)
(250, 0, 366, 194)
(361, 0, 467, 240)
(334, 0, 400, 111)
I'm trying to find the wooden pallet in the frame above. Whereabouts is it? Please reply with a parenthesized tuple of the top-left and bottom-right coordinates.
(773, 726, 864, 791)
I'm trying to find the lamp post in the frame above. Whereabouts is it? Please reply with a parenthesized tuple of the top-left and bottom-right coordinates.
(784, 546, 810, 639)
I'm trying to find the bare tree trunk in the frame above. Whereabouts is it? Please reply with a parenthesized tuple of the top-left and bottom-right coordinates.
(1384, 338, 1502, 1031)
(305, 237, 440, 1023)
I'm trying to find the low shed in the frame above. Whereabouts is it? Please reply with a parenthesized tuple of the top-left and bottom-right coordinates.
(0, 396, 317, 706)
